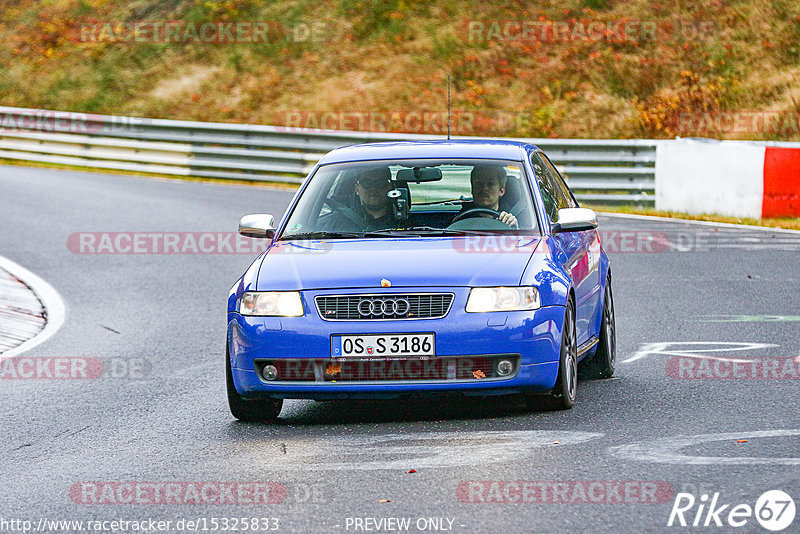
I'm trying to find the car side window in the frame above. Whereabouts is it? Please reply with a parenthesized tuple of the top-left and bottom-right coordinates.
(531, 153, 568, 222)
(541, 154, 578, 210)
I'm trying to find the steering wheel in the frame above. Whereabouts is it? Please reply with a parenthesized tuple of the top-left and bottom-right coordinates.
(323, 197, 363, 227)
(450, 207, 501, 224)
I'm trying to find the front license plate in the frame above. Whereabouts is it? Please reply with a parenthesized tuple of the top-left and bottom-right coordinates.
(332, 333, 435, 358)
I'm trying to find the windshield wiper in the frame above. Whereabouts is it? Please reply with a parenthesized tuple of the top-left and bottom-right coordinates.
(281, 228, 501, 240)
(280, 231, 364, 240)
(365, 227, 495, 237)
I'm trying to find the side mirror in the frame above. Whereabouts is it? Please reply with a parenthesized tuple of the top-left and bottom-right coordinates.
(238, 214, 276, 238)
(551, 208, 598, 234)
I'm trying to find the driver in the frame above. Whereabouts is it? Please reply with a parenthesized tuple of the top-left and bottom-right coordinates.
(326, 167, 398, 231)
(456, 165, 518, 228)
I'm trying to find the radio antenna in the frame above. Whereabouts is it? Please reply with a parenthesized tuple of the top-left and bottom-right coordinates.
(447, 74, 451, 140)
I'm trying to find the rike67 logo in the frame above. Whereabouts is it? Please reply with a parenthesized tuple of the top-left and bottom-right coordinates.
(668, 490, 796, 531)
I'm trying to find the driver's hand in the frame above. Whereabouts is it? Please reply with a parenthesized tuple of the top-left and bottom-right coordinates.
(498, 211, 518, 228)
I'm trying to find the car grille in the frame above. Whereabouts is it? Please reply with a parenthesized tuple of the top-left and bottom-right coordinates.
(315, 293, 454, 321)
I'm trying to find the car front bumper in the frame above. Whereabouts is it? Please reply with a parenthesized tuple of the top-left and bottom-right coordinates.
(228, 288, 564, 400)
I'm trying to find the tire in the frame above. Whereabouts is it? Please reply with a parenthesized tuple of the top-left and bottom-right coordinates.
(581, 276, 616, 379)
(226, 348, 283, 422)
(548, 298, 578, 409)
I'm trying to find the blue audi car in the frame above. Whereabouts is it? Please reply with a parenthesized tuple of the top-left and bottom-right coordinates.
(226, 140, 616, 421)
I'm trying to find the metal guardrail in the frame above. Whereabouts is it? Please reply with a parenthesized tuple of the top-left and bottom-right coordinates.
(0, 106, 657, 204)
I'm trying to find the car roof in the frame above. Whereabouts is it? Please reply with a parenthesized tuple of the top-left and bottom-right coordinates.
(316, 139, 539, 165)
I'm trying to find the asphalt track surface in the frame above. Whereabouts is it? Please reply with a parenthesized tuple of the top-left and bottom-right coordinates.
(1, 164, 799, 533)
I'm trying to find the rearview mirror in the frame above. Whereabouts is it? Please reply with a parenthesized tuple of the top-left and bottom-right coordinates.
(238, 214, 276, 238)
(395, 167, 443, 182)
(551, 208, 598, 234)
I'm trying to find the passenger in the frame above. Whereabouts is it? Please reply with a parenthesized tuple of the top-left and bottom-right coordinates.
(326, 167, 399, 231)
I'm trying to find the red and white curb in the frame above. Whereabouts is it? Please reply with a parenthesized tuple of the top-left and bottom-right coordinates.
(0, 255, 65, 358)
(656, 139, 800, 219)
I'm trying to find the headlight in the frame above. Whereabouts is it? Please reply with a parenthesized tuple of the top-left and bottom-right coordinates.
(466, 287, 540, 313)
(238, 291, 304, 316)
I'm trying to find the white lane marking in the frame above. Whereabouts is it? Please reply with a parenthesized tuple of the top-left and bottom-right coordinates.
(598, 212, 800, 235)
(250, 431, 603, 470)
(622, 342, 777, 364)
(665, 355, 756, 364)
(0, 255, 66, 358)
(610, 430, 800, 465)
(703, 244, 800, 250)
(699, 315, 800, 323)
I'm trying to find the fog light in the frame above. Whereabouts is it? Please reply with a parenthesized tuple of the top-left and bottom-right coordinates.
(496, 359, 514, 376)
(262, 365, 279, 381)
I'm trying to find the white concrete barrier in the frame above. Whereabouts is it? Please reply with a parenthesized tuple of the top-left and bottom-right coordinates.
(656, 138, 800, 218)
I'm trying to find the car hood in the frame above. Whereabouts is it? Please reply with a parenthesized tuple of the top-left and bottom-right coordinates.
(256, 236, 541, 290)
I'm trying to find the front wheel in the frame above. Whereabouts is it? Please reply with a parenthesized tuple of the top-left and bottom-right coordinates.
(226, 348, 283, 422)
(548, 299, 578, 409)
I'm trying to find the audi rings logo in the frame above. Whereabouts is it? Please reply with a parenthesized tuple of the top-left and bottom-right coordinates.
(357, 298, 411, 317)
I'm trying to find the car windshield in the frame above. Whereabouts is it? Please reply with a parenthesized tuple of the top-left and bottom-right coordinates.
(280, 158, 540, 239)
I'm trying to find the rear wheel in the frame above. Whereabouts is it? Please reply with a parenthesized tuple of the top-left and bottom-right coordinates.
(548, 298, 578, 409)
(581, 277, 616, 379)
(226, 348, 283, 422)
